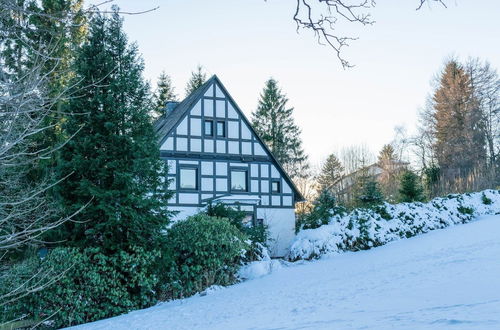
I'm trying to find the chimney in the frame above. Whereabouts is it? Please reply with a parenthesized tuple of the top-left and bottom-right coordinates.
(165, 101, 179, 115)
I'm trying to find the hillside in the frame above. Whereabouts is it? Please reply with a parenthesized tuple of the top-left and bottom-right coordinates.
(71, 214, 500, 330)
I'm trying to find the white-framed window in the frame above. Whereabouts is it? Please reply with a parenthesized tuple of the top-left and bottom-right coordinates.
(179, 167, 198, 190)
(230, 169, 248, 192)
(271, 180, 281, 193)
(204, 120, 213, 136)
(216, 121, 226, 137)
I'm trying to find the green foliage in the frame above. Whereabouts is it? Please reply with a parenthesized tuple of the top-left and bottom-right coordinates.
(205, 202, 268, 245)
(423, 165, 440, 197)
(251, 78, 308, 179)
(297, 190, 346, 231)
(457, 206, 474, 215)
(153, 71, 177, 116)
(185, 65, 207, 96)
(353, 175, 384, 209)
(3, 247, 160, 328)
(160, 214, 249, 300)
(398, 170, 425, 203)
(53, 8, 172, 251)
(482, 192, 493, 205)
(316, 154, 344, 193)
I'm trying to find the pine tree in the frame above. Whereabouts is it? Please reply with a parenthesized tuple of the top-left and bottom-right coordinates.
(398, 170, 425, 203)
(185, 65, 207, 96)
(317, 154, 344, 193)
(55, 8, 172, 252)
(153, 71, 177, 116)
(252, 78, 308, 179)
(432, 60, 486, 179)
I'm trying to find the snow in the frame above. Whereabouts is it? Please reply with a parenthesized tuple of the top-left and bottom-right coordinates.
(70, 213, 500, 330)
(289, 189, 500, 260)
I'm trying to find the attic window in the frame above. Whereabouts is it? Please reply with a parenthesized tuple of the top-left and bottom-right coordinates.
(216, 121, 226, 137)
(271, 180, 281, 193)
(204, 120, 213, 136)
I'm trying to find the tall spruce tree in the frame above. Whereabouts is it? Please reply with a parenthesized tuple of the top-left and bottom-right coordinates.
(317, 154, 344, 193)
(185, 65, 207, 96)
(153, 71, 177, 116)
(55, 8, 171, 251)
(252, 78, 308, 179)
(432, 60, 486, 179)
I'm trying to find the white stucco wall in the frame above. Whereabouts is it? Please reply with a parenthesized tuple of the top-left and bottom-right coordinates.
(256, 207, 296, 258)
(170, 206, 201, 222)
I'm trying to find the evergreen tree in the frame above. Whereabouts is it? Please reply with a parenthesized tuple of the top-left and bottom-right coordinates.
(252, 78, 308, 179)
(153, 71, 177, 116)
(55, 8, 172, 251)
(352, 170, 384, 208)
(317, 154, 344, 193)
(185, 65, 207, 96)
(398, 170, 425, 203)
(432, 60, 486, 179)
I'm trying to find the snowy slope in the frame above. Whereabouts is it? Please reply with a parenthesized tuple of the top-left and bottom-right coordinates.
(71, 214, 500, 330)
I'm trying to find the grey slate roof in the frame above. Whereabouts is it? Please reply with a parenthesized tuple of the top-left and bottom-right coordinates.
(154, 75, 305, 202)
(154, 76, 215, 145)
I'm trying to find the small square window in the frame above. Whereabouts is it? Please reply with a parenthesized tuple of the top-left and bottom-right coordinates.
(204, 120, 213, 136)
(179, 168, 198, 190)
(271, 181, 280, 193)
(216, 121, 225, 137)
(231, 170, 247, 191)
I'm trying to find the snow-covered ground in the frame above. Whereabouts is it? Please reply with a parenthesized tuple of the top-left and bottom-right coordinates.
(71, 214, 500, 330)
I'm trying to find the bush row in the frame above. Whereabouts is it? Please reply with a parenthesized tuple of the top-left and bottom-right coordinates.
(1, 206, 264, 328)
(289, 190, 500, 261)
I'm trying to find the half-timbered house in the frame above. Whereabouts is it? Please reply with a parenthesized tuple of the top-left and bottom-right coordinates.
(154, 75, 303, 257)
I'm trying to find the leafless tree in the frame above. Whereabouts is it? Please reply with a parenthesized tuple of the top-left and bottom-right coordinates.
(292, 0, 447, 68)
(465, 58, 500, 170)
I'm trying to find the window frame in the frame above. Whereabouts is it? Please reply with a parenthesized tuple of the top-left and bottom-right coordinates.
(271, 180, 281, 194)
(204, 120, 214, 137)
(230, 168, 248, 192)
(178, 166, 199, 191)
(216, 120, 226, 137)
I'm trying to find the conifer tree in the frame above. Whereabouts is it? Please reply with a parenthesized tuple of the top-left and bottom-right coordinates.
(351, 169, 384, 208)
(55, 8, 171, 251)
(185, 65, 207, 96)
(432, 60, 486, 179)
(252, 78, 308, 179)
(317, 154, 344, 193)
(398, 170, 425, 203)
(153, 71, 177, 116)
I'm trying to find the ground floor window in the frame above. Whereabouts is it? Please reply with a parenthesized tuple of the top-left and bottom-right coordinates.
(179, 167, 198, 190)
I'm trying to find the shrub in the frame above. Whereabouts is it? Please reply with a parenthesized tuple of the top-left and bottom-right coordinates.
(457, 206, 474, 215)
(205, 202, 268, 245)
(160, 214, 249, 300)
(297, 190, 346, 231)
(355, 180, 384, 208)
(482, 192, 493, 205)
(3, 246, 160, 328)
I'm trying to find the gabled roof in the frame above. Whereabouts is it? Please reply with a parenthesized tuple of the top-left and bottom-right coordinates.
(154, 75, 305, 202)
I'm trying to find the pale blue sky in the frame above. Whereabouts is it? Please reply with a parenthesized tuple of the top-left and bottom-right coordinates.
(92, 0, 500, 165)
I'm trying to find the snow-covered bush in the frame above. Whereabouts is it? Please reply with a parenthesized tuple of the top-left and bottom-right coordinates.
(289, 190, 500, 261)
